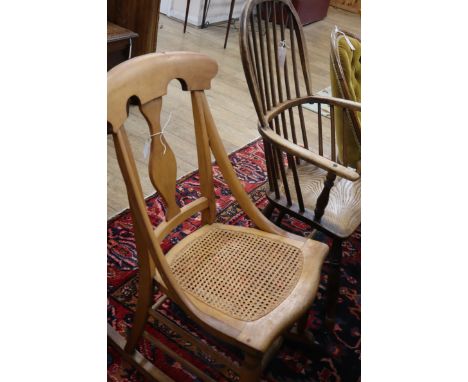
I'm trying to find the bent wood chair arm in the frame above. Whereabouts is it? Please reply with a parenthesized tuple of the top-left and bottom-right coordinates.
(259, 125, 360, 182)
(264, 95, 361, 125)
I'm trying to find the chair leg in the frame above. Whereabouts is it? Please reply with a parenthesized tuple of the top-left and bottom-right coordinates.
(275, 209, 285, 226)
(284, 311, 311, 343)
(262, 202, 275, 219)
(297, 311, 308, 334)
(284, 312, 322, 350)
(325, 238, 343, 331)
(201, 0, 209, 28)
(183, 0, 191, 33)
(124, 274, 153, 353)
(223, 0, 236, 49)
(240, 353, 262, 382)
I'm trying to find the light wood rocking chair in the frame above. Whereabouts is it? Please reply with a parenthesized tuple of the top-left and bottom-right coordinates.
(107, 51, 329, 381)
(239, 0, 361, 328)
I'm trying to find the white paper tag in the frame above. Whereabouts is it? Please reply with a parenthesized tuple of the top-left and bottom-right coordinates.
(143, 138, 151, 159)
(278, 40, 287, 68)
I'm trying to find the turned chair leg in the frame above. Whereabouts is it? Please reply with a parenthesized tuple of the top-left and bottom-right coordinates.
(325, 238, 343, 331)
(262, 202, 275, 219)
(240, 353, 262, 382)
(275, 210, 285, 226)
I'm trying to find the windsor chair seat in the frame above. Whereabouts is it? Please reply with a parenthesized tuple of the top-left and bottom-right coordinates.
(107, 51, 328, 381)
(239, 0, 361, 329)
(279, 162, 360, 238)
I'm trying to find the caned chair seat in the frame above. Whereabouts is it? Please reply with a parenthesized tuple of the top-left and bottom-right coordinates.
(280, 162, 361, 238)
(155, 223, 327, 353)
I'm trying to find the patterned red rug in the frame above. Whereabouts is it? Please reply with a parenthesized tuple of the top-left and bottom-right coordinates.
(107, 139, 361, 381)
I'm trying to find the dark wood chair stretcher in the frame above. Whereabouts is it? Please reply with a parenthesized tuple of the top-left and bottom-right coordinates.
(239, 0, 361, 329)
(107, 51, 328, 381)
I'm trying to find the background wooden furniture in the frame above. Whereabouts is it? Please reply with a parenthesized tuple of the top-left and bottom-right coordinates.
(330, 0, 360, 14)
(292, 0, 330, 25)
(107, 0, 161, 57)
(184, 0, 238, 49)
(239, 0, 361, 328)
(107, 22, 138, 71)
(108, 51, 328, 381)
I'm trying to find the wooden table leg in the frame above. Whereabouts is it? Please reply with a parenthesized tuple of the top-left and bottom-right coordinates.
(224, 0, 236, 49)
(201, 0, 209, 28)
(184, 0, 191, 33)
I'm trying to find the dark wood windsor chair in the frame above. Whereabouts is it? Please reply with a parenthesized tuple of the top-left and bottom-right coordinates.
(239, 0, 361, 328)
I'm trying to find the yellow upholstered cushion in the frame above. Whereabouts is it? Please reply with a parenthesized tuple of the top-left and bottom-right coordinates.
(330, 34, 361, 169)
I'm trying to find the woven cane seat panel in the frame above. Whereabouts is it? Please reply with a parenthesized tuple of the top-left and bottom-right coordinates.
(280, 163, 360, 238)
(169, 226, 304, 322)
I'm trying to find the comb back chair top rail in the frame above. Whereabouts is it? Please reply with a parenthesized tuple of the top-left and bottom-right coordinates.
(239, 0, 361, 329)
(108, 51, 328, 381)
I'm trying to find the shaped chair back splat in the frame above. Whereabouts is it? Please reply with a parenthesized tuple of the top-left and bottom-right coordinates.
(239, 0, 361, 329)
(108, 51, 329, 381)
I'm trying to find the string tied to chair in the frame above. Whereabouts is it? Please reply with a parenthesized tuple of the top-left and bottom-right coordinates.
(143, 112, 173, 159)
